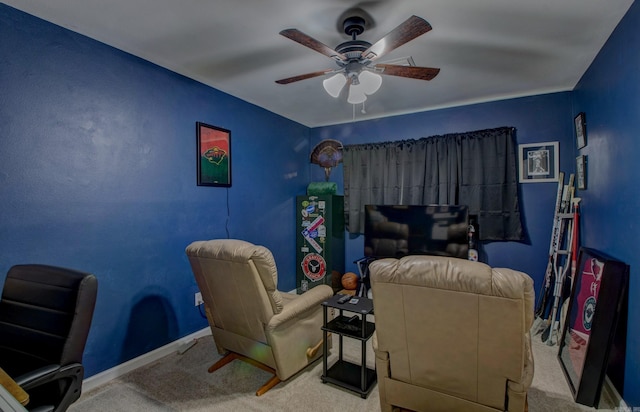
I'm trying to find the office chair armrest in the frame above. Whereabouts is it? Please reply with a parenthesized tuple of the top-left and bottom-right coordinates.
(15, 364, 84, 412)
(14, 365, 61, 388)
(267, 285, 333, 331)
(29, 407, 55, 412)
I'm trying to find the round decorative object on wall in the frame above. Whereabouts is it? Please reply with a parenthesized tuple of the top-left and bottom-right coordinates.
(310, 139, 344, 181)
(301, 253, 327, 282)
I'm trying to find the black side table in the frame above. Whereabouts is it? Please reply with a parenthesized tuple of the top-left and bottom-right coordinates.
(321, 294, 376, 398)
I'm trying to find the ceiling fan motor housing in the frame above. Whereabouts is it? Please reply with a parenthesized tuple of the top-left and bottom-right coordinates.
(337, 16, 372, 65)
(336, 40, 372, 60)
(343, 16, 365, 37)
(275, 15, 439, 86)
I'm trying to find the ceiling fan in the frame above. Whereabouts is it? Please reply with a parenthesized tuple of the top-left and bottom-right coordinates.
(275, 15, 440, 104)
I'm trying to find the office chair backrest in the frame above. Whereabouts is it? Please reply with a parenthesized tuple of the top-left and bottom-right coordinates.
(0, 264, 98, 374)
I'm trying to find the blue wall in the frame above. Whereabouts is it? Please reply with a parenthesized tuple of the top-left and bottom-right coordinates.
(309, 1, 640, 404)
(3, 1, 640, 405)
(310, 93, 575, 284)
(571, 0, 640, 405)
(0, 4, 311, 377)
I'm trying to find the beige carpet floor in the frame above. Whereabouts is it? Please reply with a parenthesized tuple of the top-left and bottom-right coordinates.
(69, 334, 618, 411)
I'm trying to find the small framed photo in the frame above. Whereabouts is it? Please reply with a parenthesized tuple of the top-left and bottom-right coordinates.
(518, 141, 559, 183)
(197, 122, 231, 187)
(575, 112, 587, 149)
(576, 155, 587, 190)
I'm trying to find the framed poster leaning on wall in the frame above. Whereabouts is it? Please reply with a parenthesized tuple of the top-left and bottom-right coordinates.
(557, 247, 628, 407)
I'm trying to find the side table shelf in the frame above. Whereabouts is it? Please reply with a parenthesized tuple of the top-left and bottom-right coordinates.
(321, 294, 376, 398)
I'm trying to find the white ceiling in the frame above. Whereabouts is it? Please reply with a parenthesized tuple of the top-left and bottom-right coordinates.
(4, 0, 634, 127)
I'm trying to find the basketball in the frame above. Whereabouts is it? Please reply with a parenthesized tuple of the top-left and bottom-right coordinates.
(341, 272, 359, 290)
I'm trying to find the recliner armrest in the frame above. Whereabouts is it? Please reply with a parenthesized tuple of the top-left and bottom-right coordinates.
(267, 285, 333, 331)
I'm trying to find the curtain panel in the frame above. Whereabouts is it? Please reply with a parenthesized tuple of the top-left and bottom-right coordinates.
(342, 127, 523, 241)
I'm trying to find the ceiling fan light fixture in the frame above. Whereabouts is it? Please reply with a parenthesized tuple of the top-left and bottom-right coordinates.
(322, 73, 347, 98)
(347, 81, 367, 104)
(276, 14, 440, 118)
(359, 70, 382, 95)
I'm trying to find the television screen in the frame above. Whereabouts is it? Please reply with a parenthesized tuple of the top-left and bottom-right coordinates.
(364, 204, 469, 259)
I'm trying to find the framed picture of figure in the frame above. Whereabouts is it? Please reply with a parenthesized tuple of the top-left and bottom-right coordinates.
(576, 155, 587, 190)
(575, 112, 587, 150)
(518, 141, 559, 183)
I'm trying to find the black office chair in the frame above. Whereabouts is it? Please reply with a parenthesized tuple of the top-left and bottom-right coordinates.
(0, 264, 98, 412)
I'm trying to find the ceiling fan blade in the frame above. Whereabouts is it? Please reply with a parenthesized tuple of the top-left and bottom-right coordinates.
(376, 64, 440, 80)
(280, 29, 346, 61)
(362, 15, 432, 61)
(275, 70, 332, 85)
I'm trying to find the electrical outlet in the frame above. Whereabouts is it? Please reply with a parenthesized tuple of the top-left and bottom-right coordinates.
(194, 292, 203, 306)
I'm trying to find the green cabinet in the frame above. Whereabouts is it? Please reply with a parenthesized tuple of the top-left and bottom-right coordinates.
(296, 195, 345, 293)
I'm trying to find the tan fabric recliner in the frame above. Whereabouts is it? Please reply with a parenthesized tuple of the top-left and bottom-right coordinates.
(369, 256, 535, 412)
(186, 239, 333, 395)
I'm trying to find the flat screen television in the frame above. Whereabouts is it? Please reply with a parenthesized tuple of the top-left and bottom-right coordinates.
(364, 204, 469, 259)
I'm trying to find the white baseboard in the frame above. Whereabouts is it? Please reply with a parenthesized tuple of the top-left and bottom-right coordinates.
(602, 375, 627, 409)
(82, 327, 212, 393)
(83, 292, 291, 393)
(82, 310, 629, 409)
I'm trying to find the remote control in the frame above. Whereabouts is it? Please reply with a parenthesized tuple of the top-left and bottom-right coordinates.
(337, 294, 351, 304)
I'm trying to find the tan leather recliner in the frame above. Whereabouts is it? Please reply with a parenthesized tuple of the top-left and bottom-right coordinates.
(369, 256, 535, 412)
(186, 239, 333, 395)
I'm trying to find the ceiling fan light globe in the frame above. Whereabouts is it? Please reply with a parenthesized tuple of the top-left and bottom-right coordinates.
(323, 73, 347, 98)
(347, 83, 367, 104)
(359, 70, 382, 95)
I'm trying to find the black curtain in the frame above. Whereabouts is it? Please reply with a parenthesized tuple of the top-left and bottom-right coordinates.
(342, 127, 523, 241)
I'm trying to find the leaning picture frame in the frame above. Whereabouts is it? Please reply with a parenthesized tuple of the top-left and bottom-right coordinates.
(196, 122, 231, 187)
(518, 141, 559, 183)
(558, 247, 629, 407)
(575, 112, 587, 150)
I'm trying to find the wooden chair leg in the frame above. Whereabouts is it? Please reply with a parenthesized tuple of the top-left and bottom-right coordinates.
(208, 351, 282, 396)
(256, 375, 281, 396)
(208, 352, 239, 373)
